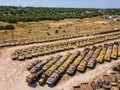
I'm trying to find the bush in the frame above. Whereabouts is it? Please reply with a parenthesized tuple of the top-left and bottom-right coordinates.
(55, 30, 59, 34)
(0, 24, 14, 30)
(63, 30, 66, 33)
(47, 32, 50, 35)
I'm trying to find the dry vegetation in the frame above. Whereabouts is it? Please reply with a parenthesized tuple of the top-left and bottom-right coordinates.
(0, 17, 120, 41)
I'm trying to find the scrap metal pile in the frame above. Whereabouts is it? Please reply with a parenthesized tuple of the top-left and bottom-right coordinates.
(73, 63, 120, 90)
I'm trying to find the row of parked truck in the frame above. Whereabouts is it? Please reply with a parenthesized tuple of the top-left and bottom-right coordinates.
(73, 63, 120, 90)
(12, 31, 120, 61)
(26, 41, 120, 86)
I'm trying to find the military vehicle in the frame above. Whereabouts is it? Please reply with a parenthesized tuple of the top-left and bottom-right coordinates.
(55, 52, 71, 67)
(26, 60, 40, 70)
(30, 56, 53, 74)
(46, 70, 62, 86)
(12, 51, 19, 60)
(118, 42, 120, 56)
(104, 43, 113, 61)
(42, 55, 62, 71)
(18, 53, 25, 60)
(87, 45, 102, 68)
(30, 61, 44, 74)
(27, 69, 44, 83)
(25, 51, 32, 59)
(58, 51, 80, 73)
(96, 44, 108, 63)
(67, 48, 89, 75)
(31, 49, 38, 57)
(77, 47, 96, 72)
(26, 56, 53, 83)
(38, 55, 62, 84)
(111, 42, 118, 59)
(43, 65, 58, 77)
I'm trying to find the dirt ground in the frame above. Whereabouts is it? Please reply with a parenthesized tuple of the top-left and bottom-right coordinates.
(0, 37, 120, 90)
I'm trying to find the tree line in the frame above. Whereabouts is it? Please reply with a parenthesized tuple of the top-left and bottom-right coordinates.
(0, 6, 120, 23)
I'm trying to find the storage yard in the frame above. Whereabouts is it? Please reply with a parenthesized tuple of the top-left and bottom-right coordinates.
(0, 17, 120, 90)
(0, 28, 120, 90)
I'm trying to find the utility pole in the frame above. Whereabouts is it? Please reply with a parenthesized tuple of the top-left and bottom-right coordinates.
(1, 32, 4, 42)
(11, 30, 14, 41)
(76, 23, 77, 34)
